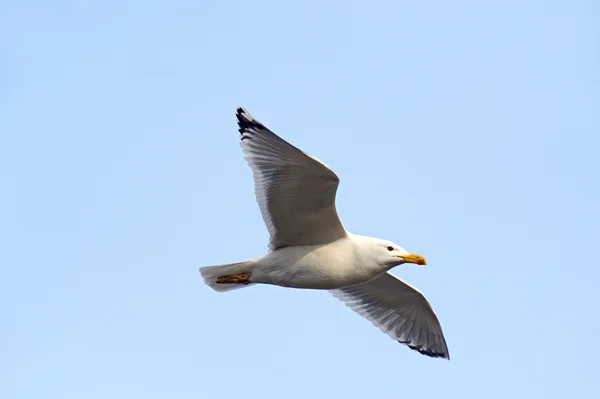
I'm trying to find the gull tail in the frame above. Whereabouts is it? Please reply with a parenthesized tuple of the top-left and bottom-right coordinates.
(199, 260, 256, 292)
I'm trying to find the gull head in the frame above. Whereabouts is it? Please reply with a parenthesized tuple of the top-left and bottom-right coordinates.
(361, 237, 428, 269)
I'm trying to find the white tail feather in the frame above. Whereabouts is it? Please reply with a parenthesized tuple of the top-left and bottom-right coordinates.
(199, 261, 255, 292)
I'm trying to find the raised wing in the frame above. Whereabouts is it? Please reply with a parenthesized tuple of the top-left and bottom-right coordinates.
(331, 272, 450, 359)
(236, 107, 347, 249)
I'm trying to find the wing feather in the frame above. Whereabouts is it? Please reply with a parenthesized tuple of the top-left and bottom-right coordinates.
(331, 272, 450, 359)
(236, 107, 346, 249)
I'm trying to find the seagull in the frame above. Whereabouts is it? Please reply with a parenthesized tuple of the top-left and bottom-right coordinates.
(200, 107, 449, 359)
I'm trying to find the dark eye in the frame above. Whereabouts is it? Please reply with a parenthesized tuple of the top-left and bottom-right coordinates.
(387, 246, 394, 251)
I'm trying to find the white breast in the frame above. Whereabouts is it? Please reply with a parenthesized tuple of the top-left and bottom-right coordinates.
(252, 237, 373, 289)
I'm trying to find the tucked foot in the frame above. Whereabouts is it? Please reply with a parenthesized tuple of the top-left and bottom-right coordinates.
(216, 273, 251, 285)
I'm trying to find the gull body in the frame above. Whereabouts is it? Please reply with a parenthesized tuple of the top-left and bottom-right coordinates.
(200, 107, 449, 359)
(245, 234, 408, 289)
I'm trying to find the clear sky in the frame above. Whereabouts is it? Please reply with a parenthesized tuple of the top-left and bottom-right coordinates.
(1, 1, 598, 398)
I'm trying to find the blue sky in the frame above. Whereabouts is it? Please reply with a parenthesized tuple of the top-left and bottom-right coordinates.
(1, 1, 598, 398)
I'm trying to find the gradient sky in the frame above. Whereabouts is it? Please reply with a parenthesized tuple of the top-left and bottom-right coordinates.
(2, 1, 599, 398)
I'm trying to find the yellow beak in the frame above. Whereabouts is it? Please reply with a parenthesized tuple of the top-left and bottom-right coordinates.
(397, 253, 427, 266)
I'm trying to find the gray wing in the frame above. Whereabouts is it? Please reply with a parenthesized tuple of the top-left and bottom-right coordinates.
(236, 107, 347, 250)
(331, 272, 450, 359)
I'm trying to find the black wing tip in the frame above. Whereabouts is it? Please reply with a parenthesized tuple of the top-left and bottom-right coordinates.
(402, 341, 450, 360)
(236, 106, 266, 136)
(235, 106, 248, 119)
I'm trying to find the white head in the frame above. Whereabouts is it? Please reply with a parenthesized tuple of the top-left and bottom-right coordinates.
(358, 236, 427, 271)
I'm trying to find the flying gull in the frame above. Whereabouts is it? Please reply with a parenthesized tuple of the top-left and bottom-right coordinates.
(200, 107, 449, 359)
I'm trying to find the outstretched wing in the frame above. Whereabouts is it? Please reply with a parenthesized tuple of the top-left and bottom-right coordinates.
(331, 272, 450, 359)
(237, 107, 346, 249)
